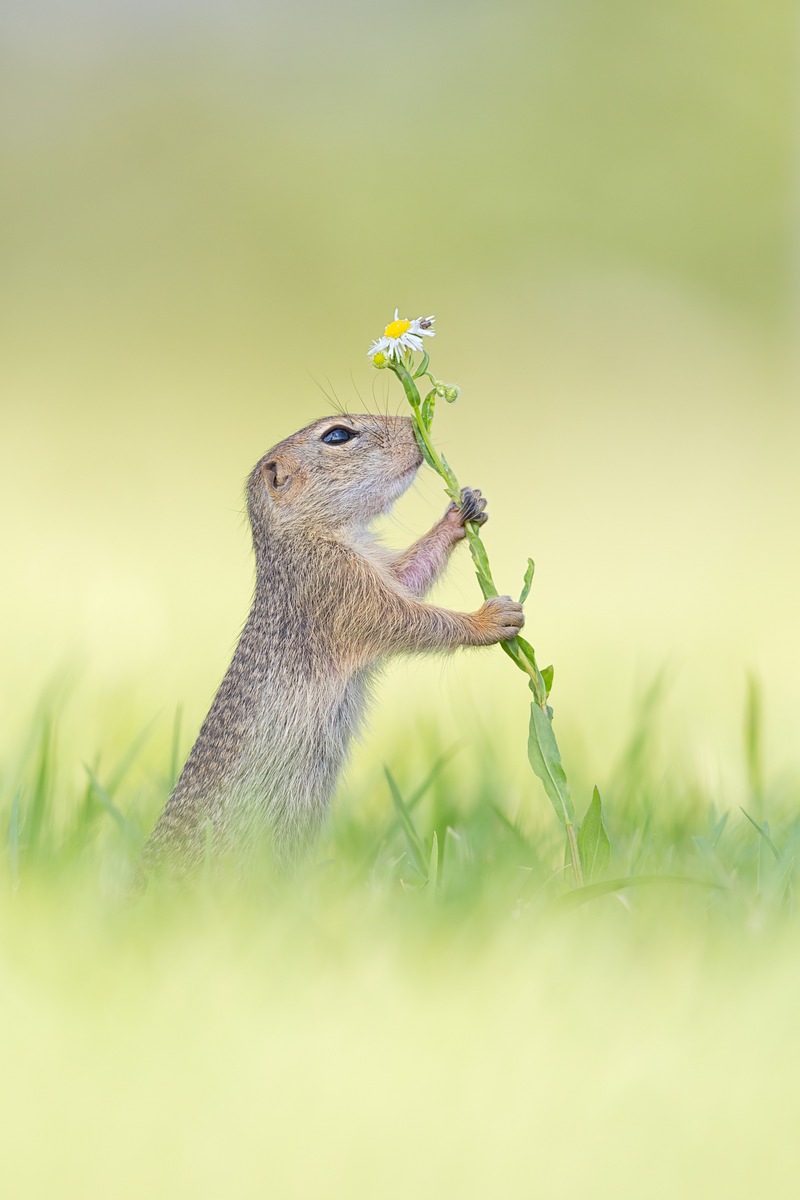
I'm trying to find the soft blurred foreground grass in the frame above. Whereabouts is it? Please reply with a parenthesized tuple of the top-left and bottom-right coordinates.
(2, 688, 799, 1198)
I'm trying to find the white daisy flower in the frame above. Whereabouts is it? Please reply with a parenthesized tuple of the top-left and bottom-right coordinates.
(368, 309, 435, 363)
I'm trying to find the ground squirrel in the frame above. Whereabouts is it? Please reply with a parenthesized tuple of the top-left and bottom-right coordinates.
(141, 412, 524, 880)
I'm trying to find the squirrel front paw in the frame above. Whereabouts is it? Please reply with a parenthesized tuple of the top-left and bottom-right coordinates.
(444, 487, 488, 539)
(472, 595, 525, 645)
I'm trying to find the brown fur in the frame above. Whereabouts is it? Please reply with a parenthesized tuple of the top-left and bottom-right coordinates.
(140, 413, 524, 880)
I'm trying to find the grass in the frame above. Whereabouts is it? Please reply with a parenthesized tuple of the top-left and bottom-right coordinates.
(1, 685, 799, 1198)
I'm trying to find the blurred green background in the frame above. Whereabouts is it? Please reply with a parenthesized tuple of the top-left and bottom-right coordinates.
(2, 0, 797, 794)
(4, 0, 798, 807)
(2, 5, 800, 1197)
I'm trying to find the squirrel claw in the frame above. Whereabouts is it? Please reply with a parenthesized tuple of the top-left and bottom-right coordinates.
(448, 487, 488, 529)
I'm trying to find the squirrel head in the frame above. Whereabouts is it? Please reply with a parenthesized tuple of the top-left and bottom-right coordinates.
(247, 414, 423, 542)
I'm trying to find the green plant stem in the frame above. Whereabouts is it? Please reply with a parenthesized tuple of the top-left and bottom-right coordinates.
(391, 361, 547, 703)
(390, 358, 583, 888)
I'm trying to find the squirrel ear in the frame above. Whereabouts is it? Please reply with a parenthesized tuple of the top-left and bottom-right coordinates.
(262, 459, 291, 493)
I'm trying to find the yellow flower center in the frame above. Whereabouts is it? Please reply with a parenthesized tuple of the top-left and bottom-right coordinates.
(384, 317, 411, 339)
(372, 351, 387, 367)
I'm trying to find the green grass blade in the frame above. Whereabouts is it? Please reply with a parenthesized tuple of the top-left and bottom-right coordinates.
(428, 830, 439, 893)
(770, 856, 795, 909)
(488, 802, 530, 847)
(577, 787, 611, 882)
(26, 718, 54, 860)
(709, 810, 729, 849)
(374, 748, 459, 843)
(105, 716, 158, 797)
(385, 768, 427, 878)
(84, 766, 140, 845)
(554, 874, 723, 911)
(68, 770, 102, 848)
(740, 807, 781, 862)
(744, 674, 764, 806)
(406, 746, 461, 812)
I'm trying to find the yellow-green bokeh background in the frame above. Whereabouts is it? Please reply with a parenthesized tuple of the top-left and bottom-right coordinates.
(2, 0, 797, 792)
(3, 7, 800, 1198)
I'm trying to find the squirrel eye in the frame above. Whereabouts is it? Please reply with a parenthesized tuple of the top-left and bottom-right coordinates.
(321, 427, 356, 446)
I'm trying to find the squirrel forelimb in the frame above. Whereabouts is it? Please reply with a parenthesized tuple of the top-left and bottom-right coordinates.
(391, 487, 488, 597)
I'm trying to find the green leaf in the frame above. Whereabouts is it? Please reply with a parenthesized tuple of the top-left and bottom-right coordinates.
(412, 350, 430, 379)
(466, 531, 496, 600)
(438, 452, 460, 493)
(468, 533, 492, 581)
(512, 637, 548, 704)
(412, 421, 439, 471)
(389, 360, 423, 408)
(420, 389, 436, 429)
(514, 635, 536, 665)
(476, 573, 496, 600)
(385, 768, 427, 878)
(527, 703, 574, 826)
(541, 665, 554, 696)
(519, 558, 535, 604)
(577, 787, 611, 881)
